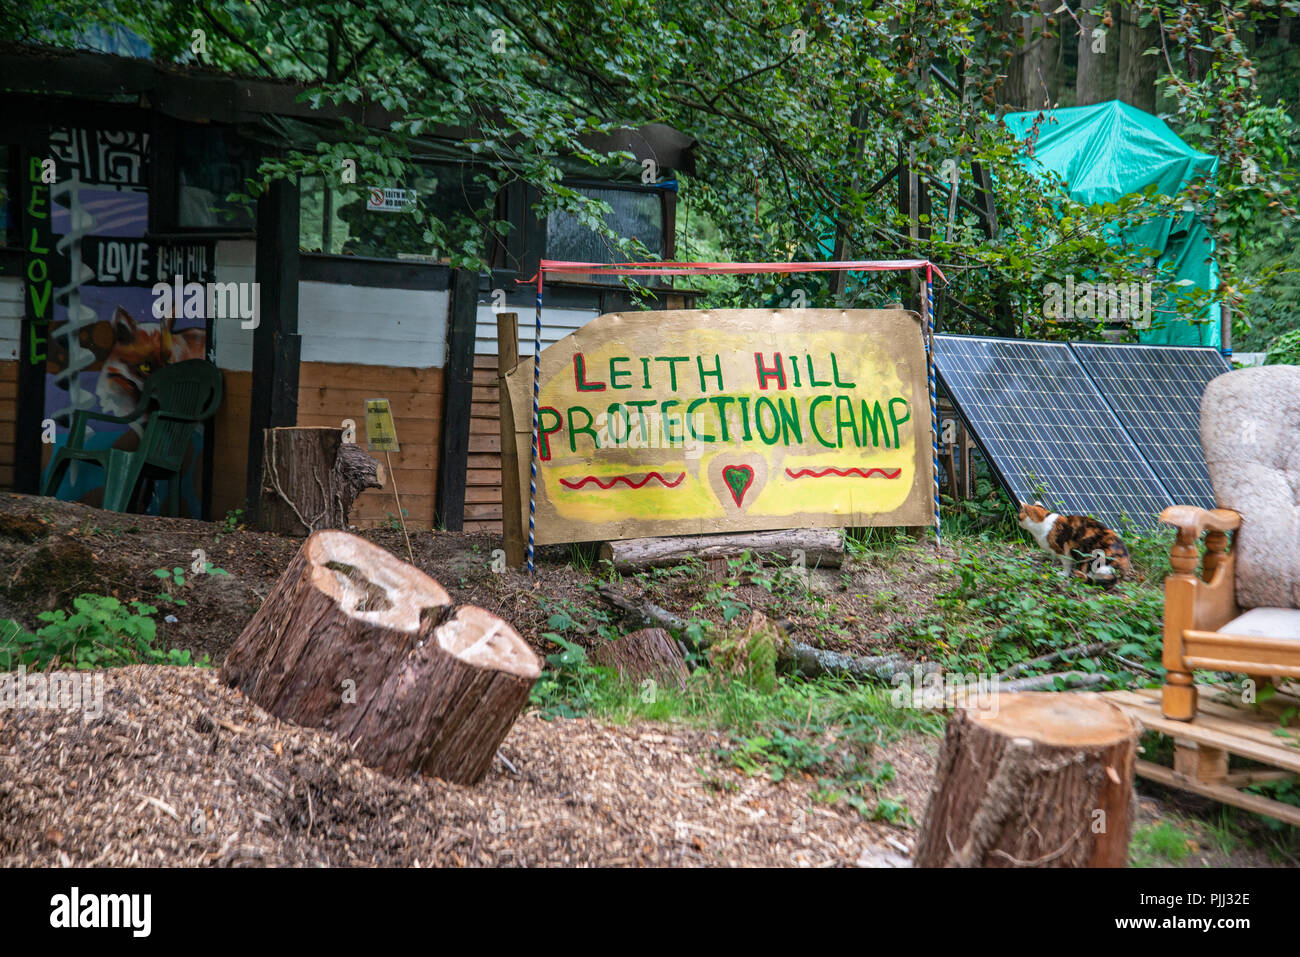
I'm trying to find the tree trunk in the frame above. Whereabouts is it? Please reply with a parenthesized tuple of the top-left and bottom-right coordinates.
(1076, 9, 1118, 106)
(1116, 5, 1159, 113)
(915, 692, 1139, 867)
(220, 529, 540, 784)
(1019, 1, 1060, 109)
(599, 528, 843, 573)
(593, 628, 689, 690)
(996, 5, 1028, 110)
(258, 427, 383, 535)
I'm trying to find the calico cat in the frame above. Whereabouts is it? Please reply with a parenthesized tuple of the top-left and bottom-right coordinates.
(1017, 501, 1132, 585)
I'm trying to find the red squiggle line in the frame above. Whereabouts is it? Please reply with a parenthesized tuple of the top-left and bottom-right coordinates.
(559, 472, 686, 490)
(784, 467, 902, 480)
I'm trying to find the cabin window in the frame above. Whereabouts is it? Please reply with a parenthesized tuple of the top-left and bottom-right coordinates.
(175, 126, 259, 230)
(299, 163, 494, 262)
(545, 186, 664, 283)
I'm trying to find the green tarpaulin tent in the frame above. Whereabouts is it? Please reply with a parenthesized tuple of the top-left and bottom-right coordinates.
(1003, 100, 1221, 348)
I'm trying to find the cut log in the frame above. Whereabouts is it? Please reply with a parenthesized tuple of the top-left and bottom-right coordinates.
(593, 628, 689, 690)
(600, 528, 844, 572)
(257, 427, 383, 535)
(220, 530, 540, 784)
(914, 693, 1139, 868)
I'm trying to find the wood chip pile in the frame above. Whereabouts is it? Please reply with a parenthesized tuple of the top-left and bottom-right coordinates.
(0, 666, 927, 867)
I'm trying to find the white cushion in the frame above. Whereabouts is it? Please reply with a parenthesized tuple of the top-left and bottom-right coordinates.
(1221, 608, 1300, 640)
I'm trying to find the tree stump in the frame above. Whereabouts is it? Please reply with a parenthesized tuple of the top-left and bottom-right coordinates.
(593, 628, 689, 690)
(258, 427, 384, 535)
(220, 530, 540, 784)
(914, 692, 1139, 868)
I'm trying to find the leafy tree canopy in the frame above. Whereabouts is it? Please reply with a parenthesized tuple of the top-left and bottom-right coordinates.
(5, 0, 1295, 343)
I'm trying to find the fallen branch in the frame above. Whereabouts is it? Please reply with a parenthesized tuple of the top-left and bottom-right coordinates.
(997, 642, 1116, 680)
(597, 584, 688, 633)
(595, 583, 937, 684)
(1106, 652, 1162, 679)
(994, 671, 1111, 693)
(791, 645, 940, 682)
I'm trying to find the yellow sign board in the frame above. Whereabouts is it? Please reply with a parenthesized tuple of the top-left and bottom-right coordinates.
(501, 309, 933, 545)
(365, 398, 400, 452)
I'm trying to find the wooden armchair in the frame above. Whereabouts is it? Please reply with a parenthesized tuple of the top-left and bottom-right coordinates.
(1159, 364, 1300, 722)
(1159, 505, 1300, 720)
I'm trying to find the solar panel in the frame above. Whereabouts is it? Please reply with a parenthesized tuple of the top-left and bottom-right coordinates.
(934, 335, 1173, 529)
(1071, 342, 1229, 510)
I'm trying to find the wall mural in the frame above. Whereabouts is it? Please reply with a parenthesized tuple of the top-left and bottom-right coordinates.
(39, 125, 215, 516)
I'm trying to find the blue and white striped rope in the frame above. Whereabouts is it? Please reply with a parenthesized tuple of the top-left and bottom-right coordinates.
(925, 275, 941, 547)
(527, 286, 542, 573)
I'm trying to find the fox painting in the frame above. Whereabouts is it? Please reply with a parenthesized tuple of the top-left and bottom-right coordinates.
(94, 306, 207, 423)
(45, 305, 207, 510)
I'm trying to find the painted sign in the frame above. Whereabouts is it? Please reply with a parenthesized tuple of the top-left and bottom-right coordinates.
(366, 187, 417, 213)
(501, 309, 933, 544)
(365, 398, 399, 451)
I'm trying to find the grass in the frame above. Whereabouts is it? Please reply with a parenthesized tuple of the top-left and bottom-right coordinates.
(529, 621, 943, 822)
(1129, 821, 1201, 867)
(527, 484, 1297, 853)
(527, 486, 1182, 821)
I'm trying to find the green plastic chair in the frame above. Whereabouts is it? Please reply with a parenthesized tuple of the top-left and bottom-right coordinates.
(42, 359, 223, 516)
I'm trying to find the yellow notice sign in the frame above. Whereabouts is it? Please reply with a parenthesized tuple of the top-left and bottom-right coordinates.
(501, 308, 933, 545)
(365, 398, 400, 452)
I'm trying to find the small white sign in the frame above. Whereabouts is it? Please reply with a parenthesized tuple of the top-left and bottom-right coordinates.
(366, 187, 417, 213)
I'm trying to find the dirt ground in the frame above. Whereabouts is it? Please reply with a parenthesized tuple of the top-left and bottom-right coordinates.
(1, 491, 1295, 867)
(0, 666, 930, 867)
(0, 490, 948, 664)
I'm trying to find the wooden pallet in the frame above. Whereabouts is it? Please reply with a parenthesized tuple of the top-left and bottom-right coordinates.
(1102, 685, 1300, 827)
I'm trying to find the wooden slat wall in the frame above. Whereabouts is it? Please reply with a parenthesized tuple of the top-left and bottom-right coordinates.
(465, 353, 504, 533)
(210, 369, 252, 520)
(0, 360, 16, 489)
(295, 362, 445, 529)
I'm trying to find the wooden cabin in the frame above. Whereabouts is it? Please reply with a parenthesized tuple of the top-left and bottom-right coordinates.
(0, 45, 697, 531)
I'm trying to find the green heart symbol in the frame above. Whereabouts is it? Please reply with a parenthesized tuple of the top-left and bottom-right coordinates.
(722, 465, 755, 507)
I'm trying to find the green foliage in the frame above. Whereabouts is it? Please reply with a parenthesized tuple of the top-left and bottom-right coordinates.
(153, 566, 186, 588)
(1264, 328, 1300, 365)
(941, 476, 1019, 539)
(708, 618, 780, 694)
(881, 539, 1166, 682)
(0, 595, 208, 670)
(9, 0, 1289, 328)
(1129, 821, 1199, 867)
(529, 631, 607, 719)
(216, 505, 245, 541)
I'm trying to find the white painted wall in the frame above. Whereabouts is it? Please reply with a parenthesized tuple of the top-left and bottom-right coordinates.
(211, 241, 257, 372)
(298, 280, 450, 368)
(212, 246, 452, 371)
(474, 304, 599, 357)
(0, 276, 22, 361)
